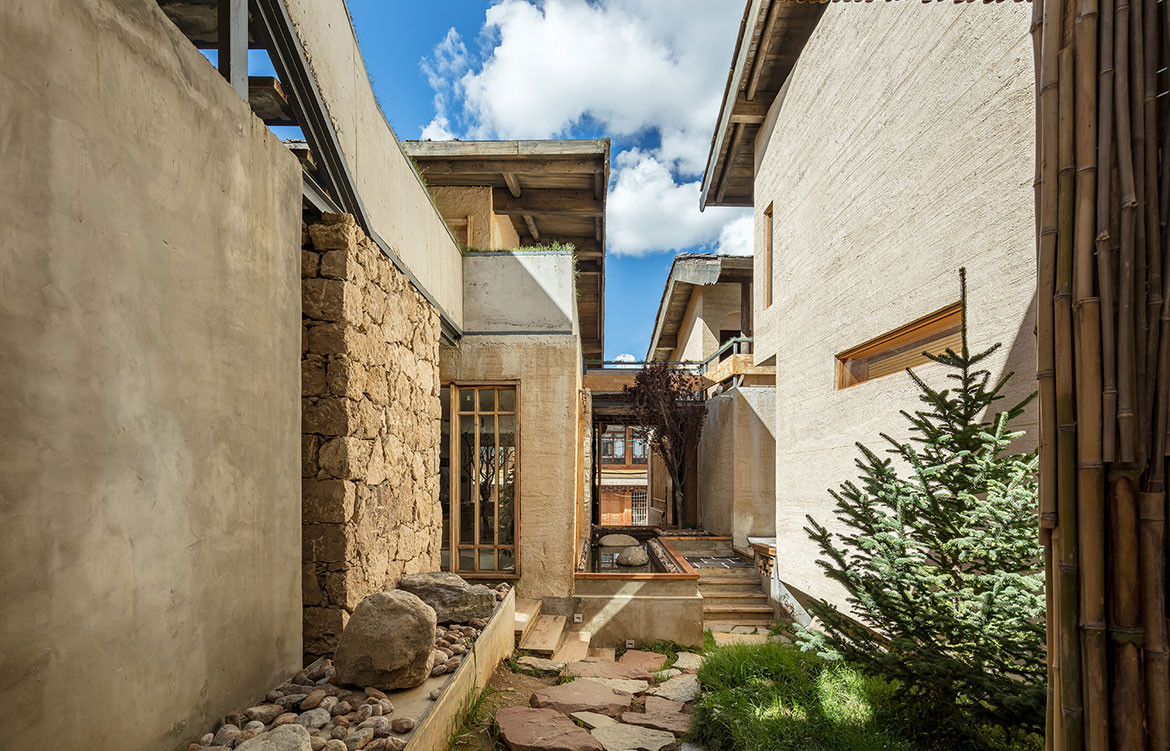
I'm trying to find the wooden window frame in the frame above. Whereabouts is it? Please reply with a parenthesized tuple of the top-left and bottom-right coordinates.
(764, 203, 774, 308)
(442, 381, 520, 579)
(835, 302, 962, 390)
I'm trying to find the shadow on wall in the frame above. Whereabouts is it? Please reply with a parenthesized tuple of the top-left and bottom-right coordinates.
(993, 289, 1039, 450)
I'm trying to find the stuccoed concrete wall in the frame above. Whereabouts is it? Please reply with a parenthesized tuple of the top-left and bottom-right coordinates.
(670, 283, 743, 362)
(0, 1, 302, 748)
(301, 214, 442, 658)
(430, 186, 493, 250)
(698, 387, 777, 548)
(463, 252, 579, 334)
(440, 337, 582, 599)
(752, 4, 1037, 614)
(283, 0, 464, 327)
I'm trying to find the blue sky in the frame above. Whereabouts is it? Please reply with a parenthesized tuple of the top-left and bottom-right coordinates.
(329, 1, 751, 359)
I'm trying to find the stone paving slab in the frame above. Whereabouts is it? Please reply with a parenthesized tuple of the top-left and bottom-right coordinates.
(530, 679, 634, 717)
(564, 658, 652, 682)
(590, 723, 675, 751)
(671, 653, 703, 671)
(496, 706, 603, 751)
(570, 711, 617, 729)
(647, 674, 700, 702)
(617, 650, 667, 673)
(586, 678, 649, 695)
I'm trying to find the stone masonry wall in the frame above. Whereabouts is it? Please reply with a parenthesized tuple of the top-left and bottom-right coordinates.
(301, 213, 442, 657)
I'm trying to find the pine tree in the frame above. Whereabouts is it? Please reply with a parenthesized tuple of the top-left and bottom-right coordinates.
(798, 271, 1045, 734)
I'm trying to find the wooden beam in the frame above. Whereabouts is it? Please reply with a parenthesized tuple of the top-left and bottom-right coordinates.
(248, 77, 296, 126)
(540, 236, 602, 255)
(714, 123, 744, 205)
(593, 172, 604, 200)
(594, 216, 602, 242)
(403, 139, 609, 158)
(728, 92, 771, 124)
(746, 0, 784, 101)
(218, 0, 248, 97)
(502, 172, 522, 198)
(492, 188, 603, 217)
(523, 215, 540, 242)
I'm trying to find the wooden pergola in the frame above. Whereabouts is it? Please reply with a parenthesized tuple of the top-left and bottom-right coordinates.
(402, 139, 609, 363)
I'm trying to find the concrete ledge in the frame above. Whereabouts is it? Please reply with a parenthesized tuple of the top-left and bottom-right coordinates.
(406, 589, 515, 750)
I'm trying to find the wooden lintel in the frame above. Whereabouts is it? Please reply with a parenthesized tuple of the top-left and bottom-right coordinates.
(248, 76, 296, 126)
(492, 188, 603, 217)
(594, 216, 601, 242)
(729, 92, 770, 124)
(746, 0, 784, 101)
(502, 172, 522, 198)
(523, 215, 540, 241)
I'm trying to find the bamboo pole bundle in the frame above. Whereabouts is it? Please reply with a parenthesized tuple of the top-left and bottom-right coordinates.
(1073, 2, 1109, 746)
(1096, 0, 1119, 465)
(1115, 0, 1140, 464)
(1131, 0, 1150, 458)
(1056, 46, 1086, 751)
(1139, 490, 1170, 751)
(1110, 472, 1146, 751)
(1141, 0, 1161, 431)
(1039, 0, 1063, 533)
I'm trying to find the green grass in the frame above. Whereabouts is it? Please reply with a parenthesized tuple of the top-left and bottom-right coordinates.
(446, 684, 501, 751)
(690, 642, 1043, 751)
(692, 642, 912, 751)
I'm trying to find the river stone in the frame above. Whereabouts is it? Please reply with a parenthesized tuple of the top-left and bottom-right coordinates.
(615, 546, 649, 567)
(212, 725, 241, 747)
(334, 590, 436, 690)
(245, 704, 285, 724)
(236, 724, 312, 751)
(565, 658, 651, 682)
(296, 708, 331, 729)
(495, 706, 604, 751)
(671, 653, 704, 671)
(618, 651, 666, 673)
(530, 679, 634, 717)
(598, 534, 639, 547)
(397, 572, 495, 623)
(590, 724, 674, 751)
(648, 673, 700, 702)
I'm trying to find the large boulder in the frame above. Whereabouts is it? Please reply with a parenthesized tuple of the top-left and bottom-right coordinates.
(615, 546, 649, 567)
(333, 590, 436, 690)
(397, 572, 496, 623)
(598, 534, 638, 547)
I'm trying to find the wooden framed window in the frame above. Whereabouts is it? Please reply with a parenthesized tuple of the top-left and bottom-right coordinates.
(764, 203, 773, 308)
(439, 384, 518, 575)
(836, 302, 962, 389)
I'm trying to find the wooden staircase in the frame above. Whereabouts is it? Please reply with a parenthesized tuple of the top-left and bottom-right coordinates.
(514, 598, 592, 662)
(699, 568, 775, 630)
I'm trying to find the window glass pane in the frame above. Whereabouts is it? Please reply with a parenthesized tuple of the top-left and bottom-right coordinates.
(498, 387, 515, 412)
(459, 414, 475, 545)
(458, 548, 475, 573)
(440, 547, 450, 571)
(458, 387, 475, 412)
(631, 427, 648, 465)
(478, 388, 495, 412)
(499, 548, 515, 572)
(479, 548, 496, 571)
(440, 387, 451, 564)
(498, 414, 515, 545)
(479, 414, 496, 547)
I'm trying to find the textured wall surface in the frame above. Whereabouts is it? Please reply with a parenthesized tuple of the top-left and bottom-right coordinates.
(430, 186, 493, 250)
(440, 336, 582, 599)
(751, 4, 1037, 613)
(301, 214, 442, 657)
(671, 283, 743, 362)
(0, 1, 302, 748)
(698, 387, 777, 548)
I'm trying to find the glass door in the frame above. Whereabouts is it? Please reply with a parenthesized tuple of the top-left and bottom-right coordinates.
(439, 385, 517, 574)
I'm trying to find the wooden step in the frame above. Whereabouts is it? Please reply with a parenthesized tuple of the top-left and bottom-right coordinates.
(514, 598, 542, 647)
(699, 582, 764, 595)
(703, 604, 774, 617)
(551, 630, 591, 664)
(705, 616, 774, 628)
(520, 614, 566, 656)
(697, 570, 758, 583)
(702, 593, 768, 607)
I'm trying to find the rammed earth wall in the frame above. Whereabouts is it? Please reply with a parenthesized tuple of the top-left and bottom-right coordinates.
(301, 213, 442, 658)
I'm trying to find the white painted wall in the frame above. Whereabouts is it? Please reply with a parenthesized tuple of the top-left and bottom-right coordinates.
(752, 4, 1037, 612)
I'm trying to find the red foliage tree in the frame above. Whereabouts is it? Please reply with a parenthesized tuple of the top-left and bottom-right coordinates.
(623, 362, 706, 526)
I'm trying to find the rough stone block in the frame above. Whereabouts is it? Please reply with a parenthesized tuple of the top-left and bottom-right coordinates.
(303, 565, 326, 607)
(307, 323, 361, 356)
(303, 278, 362, 323)
(302, 250, 320, 278)
(303, 606, 348, 656)
(326, 358, 366, 399)
(303, 397, 357, 437)
(303, 479, 356, 523)
(318, 437, 372, 480)
(304, 523, 352, 563)
(302, 358, 326, 396)
(319, 248, 361, 281)
(309, 221, 357, 251)
(302, 435, 320, 478)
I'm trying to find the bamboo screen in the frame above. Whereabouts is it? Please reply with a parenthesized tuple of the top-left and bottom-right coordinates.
(1033, 0, 1170, 748)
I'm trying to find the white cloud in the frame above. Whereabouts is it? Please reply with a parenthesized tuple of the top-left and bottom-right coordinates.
(421, 1, 749, 253)
(607, 150, 749, 256)
(614, 353, 636, 362)
(714, 214, 753, 256)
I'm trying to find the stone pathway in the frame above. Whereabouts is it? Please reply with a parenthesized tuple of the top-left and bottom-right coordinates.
(496, 649, 707, 751)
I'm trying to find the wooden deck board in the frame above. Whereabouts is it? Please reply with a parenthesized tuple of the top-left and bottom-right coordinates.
(551, 630, 591, 664)
(514, 598, 542, 646)
(520, 614, 566, 656)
